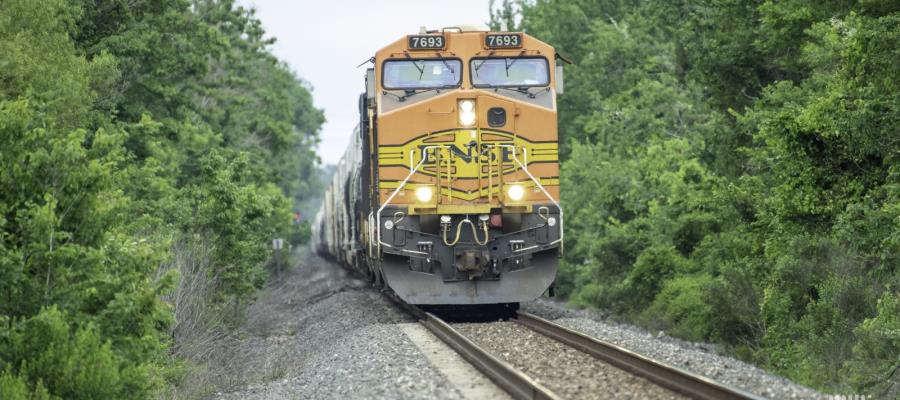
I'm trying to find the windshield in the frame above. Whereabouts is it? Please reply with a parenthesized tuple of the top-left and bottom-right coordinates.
(471, 57, 549, 88)
(383, 59, 462, 90)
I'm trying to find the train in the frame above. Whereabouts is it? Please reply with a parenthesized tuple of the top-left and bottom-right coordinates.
(313, 26, 564, 309)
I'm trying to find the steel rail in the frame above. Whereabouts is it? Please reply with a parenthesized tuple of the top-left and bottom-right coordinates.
(514, 312, 768, 400)
(379, 291, 560, 400)
(419, 311, 562, 400)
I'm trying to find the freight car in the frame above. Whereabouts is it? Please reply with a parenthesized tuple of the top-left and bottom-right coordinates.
(313, 27, 565, 307)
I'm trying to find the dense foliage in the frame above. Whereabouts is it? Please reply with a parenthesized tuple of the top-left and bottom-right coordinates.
(493, 0, 899, 396)
(0, 0, 322, 398)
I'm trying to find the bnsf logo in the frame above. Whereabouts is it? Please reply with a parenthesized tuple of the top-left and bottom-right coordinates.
(418, 143, 516, 164)
(377, 130, 557, 180)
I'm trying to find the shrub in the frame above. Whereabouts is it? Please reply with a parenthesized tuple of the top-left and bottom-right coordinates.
(290, 221, 312, 246)
(624, 245, 693, 311)
(1, 308, 137, 399)
(0, 370, 52, 400)
(643, 274, 717, 341)
(845, 292, 900, 397)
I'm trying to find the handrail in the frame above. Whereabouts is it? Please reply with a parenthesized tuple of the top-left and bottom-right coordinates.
(375, 145, 450, 253)
(483, 143, 564, 251)
(367, 212, 375, 258)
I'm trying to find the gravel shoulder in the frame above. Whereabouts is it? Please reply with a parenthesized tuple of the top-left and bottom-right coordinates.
(521, 298, 827, 399)
(207, 249, 468, 400)
(454, 321, 686, 400)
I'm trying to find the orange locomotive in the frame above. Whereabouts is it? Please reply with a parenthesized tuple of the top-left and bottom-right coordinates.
(314, 27, 565, 308)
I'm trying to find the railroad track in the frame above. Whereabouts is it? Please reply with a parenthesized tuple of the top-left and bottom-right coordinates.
(384, 291, 764, 400)
(421, 311, 561, 400)
(511, 312, 766, 400)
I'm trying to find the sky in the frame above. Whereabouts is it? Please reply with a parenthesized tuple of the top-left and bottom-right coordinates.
(240, 0, 493, 164)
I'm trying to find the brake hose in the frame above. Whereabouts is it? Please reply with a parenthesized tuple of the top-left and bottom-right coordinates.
(442, 219, 490, 246)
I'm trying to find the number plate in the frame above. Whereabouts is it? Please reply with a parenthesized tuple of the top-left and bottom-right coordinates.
(485, 33, 522, 48)
(408, 35, 445, 50)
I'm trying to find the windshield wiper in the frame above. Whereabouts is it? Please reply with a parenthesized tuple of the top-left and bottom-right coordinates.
(494, 86, 550, 99)
(504, 57, 519, 77)
(403, 53, 426, 80)
(402, 89, 430, 101)
(401, 86, 453, 101)
(394, 85, 455, 102)
(474, 59, 488, 77)
(416, 60, 426, 79)
(495, 87, 527, 97)
(473, 50, 496, 77)
(433, 52, 455, 75)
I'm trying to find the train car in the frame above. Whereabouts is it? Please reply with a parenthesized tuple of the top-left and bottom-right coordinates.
(315, 26, 565, 307)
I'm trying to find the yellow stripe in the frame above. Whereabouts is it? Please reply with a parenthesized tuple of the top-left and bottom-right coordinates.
(379, 179, 559, 201)
(377, 130, 558, 179)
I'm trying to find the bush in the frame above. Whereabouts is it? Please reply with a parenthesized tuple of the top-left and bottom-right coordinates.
(0, 371, 52, 400)
(290, 220, 312, 246)
(642, 274, 717, 341)
(1, 308, 138, 399)
(845, 292, 900, 397)
(624, 245, 693, 311)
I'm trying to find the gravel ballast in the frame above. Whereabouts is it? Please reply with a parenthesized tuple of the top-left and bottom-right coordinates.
(522, 298, 827, 399)
(210, 251, 466, 400)
(454, 321, 687, 399)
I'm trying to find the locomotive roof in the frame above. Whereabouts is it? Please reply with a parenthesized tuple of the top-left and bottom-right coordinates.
(373, 30, 555, 62)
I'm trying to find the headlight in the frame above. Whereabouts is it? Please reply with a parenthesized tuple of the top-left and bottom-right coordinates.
(415, 186, 434, 203)
(458, 100, 476, 127)
(506, 184, 525, 201)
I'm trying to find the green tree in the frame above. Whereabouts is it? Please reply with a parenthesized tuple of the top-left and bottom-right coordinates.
(1, 0, 323, 398)
(1, 1, 173, 397)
